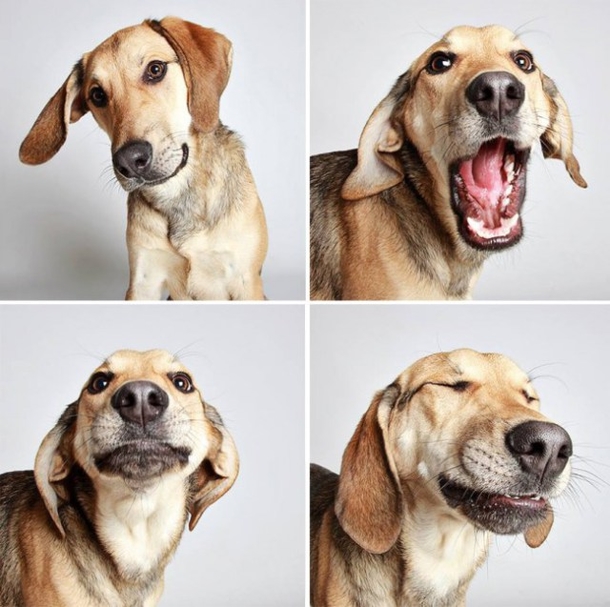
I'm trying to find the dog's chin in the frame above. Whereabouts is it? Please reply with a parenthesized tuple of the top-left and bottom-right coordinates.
(115, 143, 189, 193)
(94, 440, 191, 481)
(438, 475, 549, 535)
(450, 138, 529, 251)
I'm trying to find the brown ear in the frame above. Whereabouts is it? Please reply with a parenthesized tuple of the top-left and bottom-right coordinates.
(20, 65, 88, 165)
(341, 96, 405, 201)
(335, 385, 402, 554)
(148, 17, 233, 134)
(540, 74, 587, 188)
(33, 403, 78, 537)
(524, 505, 554, 548)
(188, 403, 239, 530)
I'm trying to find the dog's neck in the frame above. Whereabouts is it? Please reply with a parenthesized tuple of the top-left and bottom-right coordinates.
(394, 141, 489, 298)
(92, 473, 189, 579)
(397, 490, 491, 606)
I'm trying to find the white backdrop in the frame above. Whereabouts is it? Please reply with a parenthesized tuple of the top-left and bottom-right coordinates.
(311, 0, 607, 300)
(1, 0, 305, 301)
(0, 303, 305, 606)
(311, 303, 610, 606)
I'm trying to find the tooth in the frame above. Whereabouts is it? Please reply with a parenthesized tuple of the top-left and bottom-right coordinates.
(504, 184, 513, 198)
(467, 217, 484, 232)
(502, 197, 510, 209)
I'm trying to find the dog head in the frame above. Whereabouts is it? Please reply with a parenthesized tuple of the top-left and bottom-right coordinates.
(19, 17, 232, 194)
(34, 349, 239, 537)
(335, 349, 572, 554)
(342, 25, 586, 251)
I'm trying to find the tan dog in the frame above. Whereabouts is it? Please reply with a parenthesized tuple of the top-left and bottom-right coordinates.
(0, 349, 239, 606)
(310, 25, 587, 300)
(311, 349, 573, 606)
(20, 17, 267, 300)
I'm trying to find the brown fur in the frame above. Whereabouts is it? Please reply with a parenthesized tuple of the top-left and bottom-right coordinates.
(310, 349, 572, 606)
(0, 350, 239, 607)
(310, 25, 586, 300)
(20, 17, 267, 300)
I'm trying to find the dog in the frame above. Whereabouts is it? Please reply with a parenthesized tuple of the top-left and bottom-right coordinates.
(0, 349, 239, 606)
(19, 17, 268, 300)
(310, 349, 573, 606)
(310, 25, 587, 300)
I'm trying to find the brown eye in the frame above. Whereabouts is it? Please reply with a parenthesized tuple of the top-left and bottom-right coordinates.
(144, 60, 167, 82)
(171, 372, 194, 393)
(87, 372, 113, 394)
(89, 86, 108, 108)
(513, 51, 535, 73)
(426, 52, 454, 75)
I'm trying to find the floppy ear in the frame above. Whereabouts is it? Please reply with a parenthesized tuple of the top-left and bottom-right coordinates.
(147, 17, 233, 134)
(524, 505, 554, 548)
(33, 402, 78, 538)
(188, 404, 239, 531)
(540, 74, 587, 188)
(341, 96, 405, 201)
(19, 65, 88, 165)
(335, 385, 402, 554)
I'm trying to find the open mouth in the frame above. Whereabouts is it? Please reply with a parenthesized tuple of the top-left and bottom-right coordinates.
(450, 138, 529, 250)
(439, 475, 548, 534)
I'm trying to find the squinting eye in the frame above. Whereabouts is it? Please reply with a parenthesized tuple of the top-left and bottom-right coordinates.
(89, 86, 108, 108)
(513, 51, 535, 73)
(87, 372, 113, 394)
(426, 52, 454, 74)
(171, 372, 194, 393)
(144, 60, 167, 82)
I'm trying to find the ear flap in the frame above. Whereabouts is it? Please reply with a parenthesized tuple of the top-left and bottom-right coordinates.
(540, 74, 587, 188)
(524, 505, 554, 548)
(147, 17, 233, 134)
(33, 403, 78, 537)
(335, 385, 402, 554)
(341, 96, 405, 201)
(20, 65, 88, 165)
(188, 404, 239, 530)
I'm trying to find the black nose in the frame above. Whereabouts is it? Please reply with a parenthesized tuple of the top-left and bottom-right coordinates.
(466, 71, 525, 121)
(112, 141, 153, 179)
(111, 381, 169, 428)
(506, 421, 572, 481)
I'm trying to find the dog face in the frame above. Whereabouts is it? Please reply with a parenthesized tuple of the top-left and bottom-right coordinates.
(19, 17, 233, 196)
(34, 349, 239, 536)
(342, 25, 586, 252)
(335, 349, 572, 554)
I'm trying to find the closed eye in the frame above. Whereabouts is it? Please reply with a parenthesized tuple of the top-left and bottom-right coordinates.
(523, 389, 538, 403)
(425, 380, 471, 392)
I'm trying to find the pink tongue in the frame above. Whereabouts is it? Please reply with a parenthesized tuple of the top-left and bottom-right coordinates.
(459, 138, 507, 227)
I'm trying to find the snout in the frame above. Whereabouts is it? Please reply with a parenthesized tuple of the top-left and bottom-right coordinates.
(466, 71, 525, 122)
(111, 380, 169, 428)
(506, 421, 573, 482)
(112, 140, 189, 190)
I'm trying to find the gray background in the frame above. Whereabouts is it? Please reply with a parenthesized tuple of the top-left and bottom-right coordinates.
(311, 0, 607, 300)
(1, 0, 305, 301)
(311, 304, 610, 606)
(0, 304, 305, 606)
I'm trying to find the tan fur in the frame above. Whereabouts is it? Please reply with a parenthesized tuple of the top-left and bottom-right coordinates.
(310, 349, 572, 606)
(310, 25, 586, 301)
(0, 350, 239, 607)
(19, 17, 267, 300)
